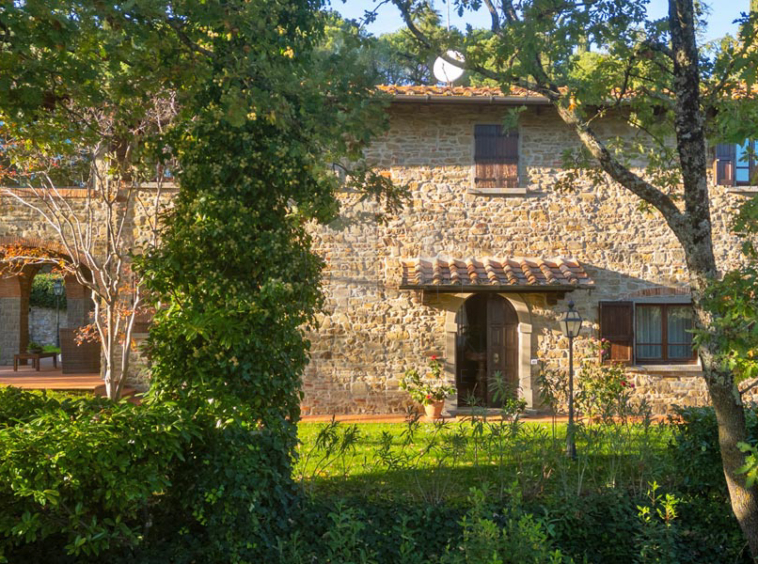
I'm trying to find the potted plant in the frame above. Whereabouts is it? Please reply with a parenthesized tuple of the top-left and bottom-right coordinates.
(400, 355, 455, 420)
(27, 341, 43, 354)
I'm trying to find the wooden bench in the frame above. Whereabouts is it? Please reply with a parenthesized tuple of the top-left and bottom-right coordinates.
(13, 352, 58, 371)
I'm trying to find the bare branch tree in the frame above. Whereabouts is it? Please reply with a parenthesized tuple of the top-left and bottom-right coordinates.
(0, 96, 177, 400)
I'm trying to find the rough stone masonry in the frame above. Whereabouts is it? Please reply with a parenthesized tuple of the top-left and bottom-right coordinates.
(303, 94, 757, 416)
(1, 90, 755, 414)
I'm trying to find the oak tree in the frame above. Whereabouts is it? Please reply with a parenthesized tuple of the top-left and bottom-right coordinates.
(390, 0, 758, 554)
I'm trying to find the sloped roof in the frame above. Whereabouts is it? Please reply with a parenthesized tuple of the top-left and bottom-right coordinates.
(401, 256, 593, 291)
(378, 84, 550, 105)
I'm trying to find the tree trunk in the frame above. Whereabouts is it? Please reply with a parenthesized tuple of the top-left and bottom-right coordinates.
(706, 370, 758, 557)
(688, 258, 758, 557)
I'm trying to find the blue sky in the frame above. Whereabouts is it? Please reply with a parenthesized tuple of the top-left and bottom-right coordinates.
(332, 0, 749, 42)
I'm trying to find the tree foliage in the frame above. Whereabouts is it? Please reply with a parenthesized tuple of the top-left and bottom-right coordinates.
(2, 0, 401, 559)
(1, 1, 181, 400)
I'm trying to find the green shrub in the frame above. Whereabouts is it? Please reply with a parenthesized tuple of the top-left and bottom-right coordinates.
(544, 490, 640, 563)
(268, 490, 568, 564)
(29, 274, 67, 310)
(669, 406, 758, 494)
(0, 387, 110, 428)
(141, 417, 300, 563)
(0, 391, 196, 562)
(440, 488, 570, 564)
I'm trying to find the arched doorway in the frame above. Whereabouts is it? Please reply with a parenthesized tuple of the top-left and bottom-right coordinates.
(0, 240, 95, 367)
(456, 294, 519, 407)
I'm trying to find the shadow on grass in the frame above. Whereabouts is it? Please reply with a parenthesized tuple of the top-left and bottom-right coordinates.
(297, 448, 678, 505)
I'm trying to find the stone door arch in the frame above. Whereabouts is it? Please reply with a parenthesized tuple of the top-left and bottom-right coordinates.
(438, 292, 534, 414)
(456, 294, 519, 407)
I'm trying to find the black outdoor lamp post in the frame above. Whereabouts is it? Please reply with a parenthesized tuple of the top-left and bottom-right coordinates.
(559, 300, 583, 459)
(53, 278, 64, 348)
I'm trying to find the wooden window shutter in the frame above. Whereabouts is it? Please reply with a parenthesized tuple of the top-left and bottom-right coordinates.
(474, 124, 519, 188)
(599, 301, 633, 365)
(714, 143, 736, 186)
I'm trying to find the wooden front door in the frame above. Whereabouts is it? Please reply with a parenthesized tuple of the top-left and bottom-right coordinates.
(457, 294, 519, 407)
(486, 295, 519, 406)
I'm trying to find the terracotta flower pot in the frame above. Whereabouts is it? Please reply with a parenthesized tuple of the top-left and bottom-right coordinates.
(424, 400, 445, 420)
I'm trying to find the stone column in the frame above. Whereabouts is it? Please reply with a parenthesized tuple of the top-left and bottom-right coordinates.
(439, 293, 471, 416)
(0, 276, 22, 365)
(0, 266, 37, 365)
(64, 274, 91, 328)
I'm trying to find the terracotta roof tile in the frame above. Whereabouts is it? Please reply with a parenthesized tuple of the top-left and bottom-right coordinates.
(379, 83, 758, 104)
(401, 256, 593, 289)
(378, 84, 546, 99)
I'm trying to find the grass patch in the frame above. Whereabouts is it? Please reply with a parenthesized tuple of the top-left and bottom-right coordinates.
(296, 416, 675, 503)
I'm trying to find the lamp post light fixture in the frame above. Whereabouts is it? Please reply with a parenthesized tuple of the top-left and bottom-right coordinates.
(53, 278, 64, 348)
(559, 300, 583, 459)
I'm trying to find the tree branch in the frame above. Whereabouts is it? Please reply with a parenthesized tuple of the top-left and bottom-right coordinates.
(482, 0, 501, 33)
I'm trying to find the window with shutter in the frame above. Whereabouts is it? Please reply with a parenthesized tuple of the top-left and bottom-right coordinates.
(635, 304, 696, 363)
(714, 143, 736, 186)
(474, 124, 519, 188)
(599, 301, 697, 366)
(599, 301, 633, 365)
(715, 141, 758, 187)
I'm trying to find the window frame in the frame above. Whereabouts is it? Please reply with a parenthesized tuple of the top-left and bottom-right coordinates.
(634, 303, 697, 365)
(714, 140, 758, 188)
(471, 123, 523, 194)
(599, 299, 697, 366)
(735, 139, 758, 187)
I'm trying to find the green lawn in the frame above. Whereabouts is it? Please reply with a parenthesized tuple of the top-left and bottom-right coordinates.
(295, 416, 675, 503)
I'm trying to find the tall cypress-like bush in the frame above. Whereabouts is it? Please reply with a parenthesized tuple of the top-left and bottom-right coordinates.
(136, 2, 400, 559)
(1, 1, 399, 558)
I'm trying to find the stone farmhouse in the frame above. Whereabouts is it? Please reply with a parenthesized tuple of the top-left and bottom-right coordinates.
(302, 85, 758, 416)
(1, 85, 756, 415)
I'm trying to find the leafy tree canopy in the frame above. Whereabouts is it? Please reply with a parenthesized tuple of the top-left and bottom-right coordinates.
(2, 0, 403, 558)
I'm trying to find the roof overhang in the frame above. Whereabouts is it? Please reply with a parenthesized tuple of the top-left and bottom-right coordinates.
(400, 256, 594, 296)
(390, 94, 551, 106)
(399, 283, 585, 293)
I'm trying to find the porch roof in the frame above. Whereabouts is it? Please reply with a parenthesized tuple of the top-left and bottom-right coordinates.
(400, 256, 594, 292)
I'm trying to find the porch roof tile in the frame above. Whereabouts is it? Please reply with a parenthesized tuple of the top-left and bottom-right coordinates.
(400, 256, 594, 291)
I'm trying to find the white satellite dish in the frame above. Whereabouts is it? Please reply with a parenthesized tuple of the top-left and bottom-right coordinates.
(433, 50, 465, 84)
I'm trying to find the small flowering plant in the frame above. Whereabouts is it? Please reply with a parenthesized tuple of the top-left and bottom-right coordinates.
(587, 337, 612, 362)
(577, 349, 637, 420)
(401, 355, 456, 406)
(599, 337, 611, 362)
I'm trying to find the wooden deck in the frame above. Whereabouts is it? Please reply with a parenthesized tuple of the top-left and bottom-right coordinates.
(0, 357, 101, 391)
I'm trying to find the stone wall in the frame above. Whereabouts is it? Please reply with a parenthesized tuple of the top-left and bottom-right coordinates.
(1, 106, 753, 414)
(29, 306, 64, 346)
(303, 102, 752, 416)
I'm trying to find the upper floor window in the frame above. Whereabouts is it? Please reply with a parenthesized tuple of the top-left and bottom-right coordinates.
(474, 124, 519, 189)
(714, 141, 758, 187)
